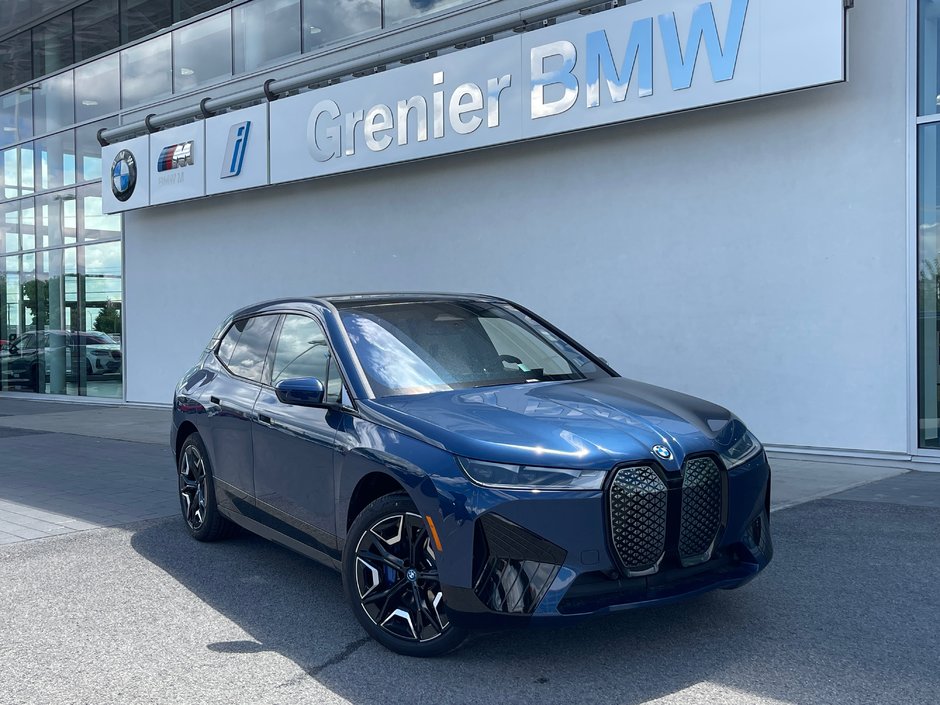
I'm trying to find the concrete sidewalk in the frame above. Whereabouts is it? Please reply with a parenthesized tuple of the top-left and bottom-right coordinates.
(0, 396, 915, 544)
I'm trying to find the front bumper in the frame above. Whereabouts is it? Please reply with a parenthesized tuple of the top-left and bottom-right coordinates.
(437, 451, 773, 629)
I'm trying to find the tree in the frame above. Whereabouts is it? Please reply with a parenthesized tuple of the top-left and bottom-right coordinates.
(21, 278, 50, 327)
(93, 299, 121, 336)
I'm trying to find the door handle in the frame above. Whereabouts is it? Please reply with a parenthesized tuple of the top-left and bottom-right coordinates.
(258, 413, 272, 426)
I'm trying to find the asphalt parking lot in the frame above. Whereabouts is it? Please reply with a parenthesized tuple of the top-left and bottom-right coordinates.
(0, 401, 938, 704)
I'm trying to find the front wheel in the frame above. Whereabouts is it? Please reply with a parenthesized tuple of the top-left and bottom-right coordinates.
(177, 432, 235, 542)
(343, 493, 467, 657)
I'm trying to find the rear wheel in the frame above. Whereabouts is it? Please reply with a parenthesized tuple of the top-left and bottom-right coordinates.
(343, 493, 467, 657)
(178, 432, 234, 541)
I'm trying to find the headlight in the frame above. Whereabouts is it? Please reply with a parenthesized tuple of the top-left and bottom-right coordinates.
(720, 428, 763, 469)
(458, 457, 606, 490)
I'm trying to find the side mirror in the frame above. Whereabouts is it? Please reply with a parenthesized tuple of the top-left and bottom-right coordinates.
(275, 377, 325, 407)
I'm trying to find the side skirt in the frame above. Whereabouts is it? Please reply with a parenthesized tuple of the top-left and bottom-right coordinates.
(218, 506, 342, 572)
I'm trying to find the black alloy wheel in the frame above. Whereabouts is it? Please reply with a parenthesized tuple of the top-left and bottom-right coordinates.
(343, 493, 467, 657)
(177, 432, 234, 542)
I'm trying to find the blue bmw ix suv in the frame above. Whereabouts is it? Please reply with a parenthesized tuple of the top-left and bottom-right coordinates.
(172, 293, 773, 656)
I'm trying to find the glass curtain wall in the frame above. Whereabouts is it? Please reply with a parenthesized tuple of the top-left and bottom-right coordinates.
(920, 0, 940, 447)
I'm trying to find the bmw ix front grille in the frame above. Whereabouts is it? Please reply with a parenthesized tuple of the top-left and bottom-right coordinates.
(608, 457, 725, 576)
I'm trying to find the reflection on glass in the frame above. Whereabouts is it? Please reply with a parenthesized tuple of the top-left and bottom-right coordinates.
(920, 0, 940, 116)
(20, 200, 36, 250)
(78, 184, 121, 241)
(173, 13, 232, 93)
(75, 0, 121, 63)
(0, 33, 32, 93)
(34, 132, 77, 191)
(0, 89, 33, 149)
(75, 56, 120, 123)
(303, 0, 381, 53)
(235, 0, 301, 74)
(34, 72, 75, 136)
(76, 118, 118, 182)
(175, 0, 231, 21)
(121, 35, 172, 107)
(1, 145, 34, 200)
(383, 0, 471, 26)
(83, 240, 123, 398)
(1, 202, 19, 254)
(920, 123, 940, 447)
(121, 0, 173, 44)
(36, 190, 77, 248)
(32, 14, 74, 79)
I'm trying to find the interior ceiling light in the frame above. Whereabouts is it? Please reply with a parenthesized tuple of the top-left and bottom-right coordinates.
(179, 67, 195, 75)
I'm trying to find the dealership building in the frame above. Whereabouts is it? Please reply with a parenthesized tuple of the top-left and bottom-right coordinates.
(0, 0, 937, 466)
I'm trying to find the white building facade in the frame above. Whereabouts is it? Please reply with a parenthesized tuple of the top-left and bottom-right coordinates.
(2, 0, 937, 466)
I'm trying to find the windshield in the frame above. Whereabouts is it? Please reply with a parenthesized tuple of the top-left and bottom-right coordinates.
(338, 301, 610, 397)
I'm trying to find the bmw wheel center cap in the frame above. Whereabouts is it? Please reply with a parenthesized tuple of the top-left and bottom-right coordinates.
(111, 149, 137, 202)
(652, 444, 673, 460)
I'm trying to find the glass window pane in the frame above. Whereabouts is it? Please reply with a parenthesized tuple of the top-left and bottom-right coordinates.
(921, 0, 940, 116)
(20, 200, 36, 251)
(82, 241, 123, 398)
(75, 55, 120, 123)
(921, 123, 940, 446)
(173, 12, 232, 93)
(32, 14, 74, 79)
(0, 33, 32, 93)
(34, 131, 76, 191)
(74, 0, 121, 63)
(303, 0, 381, 53)
(234, 0, 301, 74)
(0, 88, 33, 148)
(226, 315, 278, 381)
(121, 0, 173, 44)
(271, 314, 329, 384)
(174, 0, 231, 21)
(1, 202, 20, 254)
(34, 71, 75, 135)
(1, 144, 35, 200)
(383, 0, 470, 27)
(121, 35, 172, 107)
(76, 118, 118, 182)
(78, 183, 121, 241)
(36, 190, 77, 248)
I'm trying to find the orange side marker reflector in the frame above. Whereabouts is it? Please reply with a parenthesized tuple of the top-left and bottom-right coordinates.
(425, 515, 443, 552)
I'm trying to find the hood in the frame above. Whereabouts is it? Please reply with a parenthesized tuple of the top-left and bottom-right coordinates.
(362, 377, 739, 471)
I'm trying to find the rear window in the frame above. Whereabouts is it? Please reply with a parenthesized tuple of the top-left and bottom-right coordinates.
(217, 315, 278, 383)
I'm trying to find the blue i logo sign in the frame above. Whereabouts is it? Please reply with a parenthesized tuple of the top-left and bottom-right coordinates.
(221, 121, 251, 178)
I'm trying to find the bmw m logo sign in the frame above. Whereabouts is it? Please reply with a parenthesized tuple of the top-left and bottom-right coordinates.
(652, 445, 673, 460)
(157, 141, 194, 172)
(110, 150, 137, 202)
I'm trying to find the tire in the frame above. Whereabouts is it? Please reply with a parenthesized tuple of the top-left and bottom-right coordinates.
(177, 432, 235, 542)
(343, 493, 468, 657)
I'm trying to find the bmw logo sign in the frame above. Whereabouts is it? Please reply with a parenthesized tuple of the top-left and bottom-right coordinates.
(652, 445, 673, 460)
(111, 149, 137, 202)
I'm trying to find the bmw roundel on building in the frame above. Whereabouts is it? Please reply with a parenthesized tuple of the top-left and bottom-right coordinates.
(110, 149, 137, 202)
(172, 293, 773, 656)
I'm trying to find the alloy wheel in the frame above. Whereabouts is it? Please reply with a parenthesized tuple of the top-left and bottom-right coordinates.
(354, 512, 449, 643)
(179, 445, 208, 531)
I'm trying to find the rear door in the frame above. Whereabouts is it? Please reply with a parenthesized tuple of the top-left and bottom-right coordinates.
(204, 314, 279, 509)
(251, 313, 342, 555)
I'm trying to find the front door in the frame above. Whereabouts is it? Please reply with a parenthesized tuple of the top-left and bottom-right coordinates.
(251, 313, 342, 555)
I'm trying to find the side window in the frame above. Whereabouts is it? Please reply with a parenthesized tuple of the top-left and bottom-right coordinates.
(222, 315, 278, 382)
(271, 315, 330, 385)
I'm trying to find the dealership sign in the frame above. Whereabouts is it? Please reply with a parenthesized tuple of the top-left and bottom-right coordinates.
(102, 0, 846, 213)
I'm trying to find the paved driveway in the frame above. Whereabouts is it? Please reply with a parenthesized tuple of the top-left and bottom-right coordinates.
(1, 481, 938, 705)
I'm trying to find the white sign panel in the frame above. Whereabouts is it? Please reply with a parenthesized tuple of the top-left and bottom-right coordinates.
(270, 0, 845, 186)
(270, 37, 523, 184)
(102, 0, 845, 212)
(205, 103, 269, 195)
(149, 122, 205, 205)
(101, 135, 151, 213)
